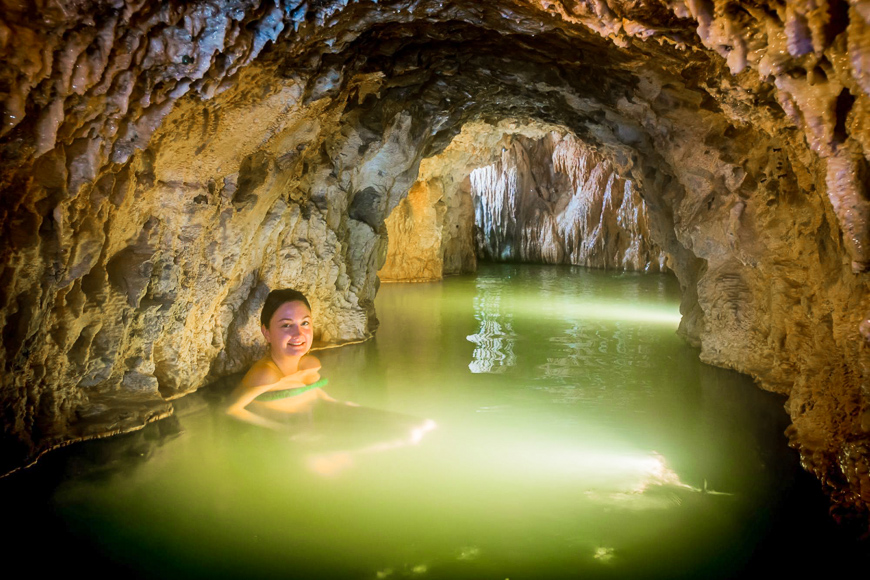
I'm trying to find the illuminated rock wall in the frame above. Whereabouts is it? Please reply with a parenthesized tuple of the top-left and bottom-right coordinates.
(380, 120, 560, 282)
(471, 133, 668, 271)
(379, 179, 448, 283)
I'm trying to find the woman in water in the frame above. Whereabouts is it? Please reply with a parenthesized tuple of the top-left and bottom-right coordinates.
(227, 287, 436, 474)
(226, 288, 339, 429)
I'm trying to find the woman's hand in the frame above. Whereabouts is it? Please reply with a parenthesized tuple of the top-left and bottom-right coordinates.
(225, 364, 288, 424)
(269, 367, 319, 392)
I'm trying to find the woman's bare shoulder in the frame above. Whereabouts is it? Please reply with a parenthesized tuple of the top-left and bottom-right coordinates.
(299, 354, 321, 371)
(240, 357, 283, 389)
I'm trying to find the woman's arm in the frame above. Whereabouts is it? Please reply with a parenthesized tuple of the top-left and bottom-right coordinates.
(225, 364, 289, 429)
(225, 356, 323, 428)
(226, 361, 298, 429)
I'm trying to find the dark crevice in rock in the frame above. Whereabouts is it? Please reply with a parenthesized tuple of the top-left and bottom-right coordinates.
(833, 88, 854, 146)
(233, 151, 270, 207)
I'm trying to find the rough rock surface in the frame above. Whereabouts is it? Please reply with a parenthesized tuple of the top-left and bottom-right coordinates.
(379, 179, 450, 283)
(380, 124, 666, 281)
(1, 0, 870, 525)
(380, 120, 556, 282)
(378, 124, 485, 283)
(471, 132, 668, 271)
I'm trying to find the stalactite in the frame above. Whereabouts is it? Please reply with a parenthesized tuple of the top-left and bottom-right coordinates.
(471, 133, 668, 271)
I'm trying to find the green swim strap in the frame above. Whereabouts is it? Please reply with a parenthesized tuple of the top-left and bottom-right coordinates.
(255, 377, 328, 402)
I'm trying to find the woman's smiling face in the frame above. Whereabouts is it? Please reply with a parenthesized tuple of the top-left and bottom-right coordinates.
(262, 300, 313, 358)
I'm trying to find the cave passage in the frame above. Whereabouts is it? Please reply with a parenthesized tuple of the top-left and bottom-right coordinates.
(379, 123, 668, 285)
(3, 0, 870, 547)
(2, 263, 866, 578)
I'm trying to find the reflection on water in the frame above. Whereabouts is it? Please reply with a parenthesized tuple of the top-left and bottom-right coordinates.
(467, 275, 517, 373)
(3, 263, 867, 578)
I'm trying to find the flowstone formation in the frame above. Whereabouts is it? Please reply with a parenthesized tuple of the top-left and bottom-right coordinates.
(378, 120, 502, 283)
(380, 123, 666, 282)
(470, 132, 667, 270)
(2, 0, 870, 525)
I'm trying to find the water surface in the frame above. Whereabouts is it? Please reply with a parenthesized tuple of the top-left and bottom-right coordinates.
(4, 264, 867, 578)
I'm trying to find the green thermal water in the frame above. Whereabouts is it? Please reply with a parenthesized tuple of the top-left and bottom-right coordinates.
(4, 264, 864, 578)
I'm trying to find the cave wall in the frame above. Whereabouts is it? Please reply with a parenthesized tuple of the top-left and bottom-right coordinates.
(0, 54, 437, 468)
(379, 177, 452, 283)
(380, 125, 667, 282)
(471, 131, 668, 271)
(1, 0, 870, 521)
(378, 133, 477, 283)
(380, 119, 562, 282)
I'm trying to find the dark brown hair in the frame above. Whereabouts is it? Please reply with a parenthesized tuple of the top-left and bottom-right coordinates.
(260, 288, 311, 328)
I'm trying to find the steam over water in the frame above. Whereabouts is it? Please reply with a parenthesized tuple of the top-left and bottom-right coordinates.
(4, 264, 866, 578)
